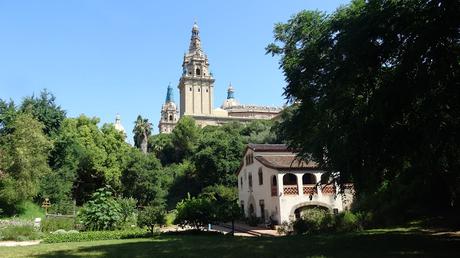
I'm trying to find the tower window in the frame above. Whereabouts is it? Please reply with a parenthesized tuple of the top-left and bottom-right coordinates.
(169, 115, 173, 121)
(189, 87, 192, 91)
(196, 68, 201, 75)
(206, 89, 208, 93)
(198, 88, 200, 92)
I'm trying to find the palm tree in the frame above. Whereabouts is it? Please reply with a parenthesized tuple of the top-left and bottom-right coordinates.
(133, 115, 152, 154)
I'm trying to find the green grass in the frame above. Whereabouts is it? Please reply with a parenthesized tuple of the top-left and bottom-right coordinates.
(0, 228, 459, 257)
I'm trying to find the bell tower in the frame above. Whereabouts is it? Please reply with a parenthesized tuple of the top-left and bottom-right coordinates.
(178, 22, 215, 117)
(158, 84, 179, 133)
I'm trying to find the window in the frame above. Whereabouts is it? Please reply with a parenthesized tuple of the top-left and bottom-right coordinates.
(206, 89, 208, 92)
(259, 200, 265, 220)
(189, 87, 192, 91)
(198, 88, 200, 92)
(240, 177, 243, 187)
(258, 168, 263, 185)
(169, 115, 173, 121)
(240, 201, 244, 215)
(248, 173, 253, 189)
(196, 68, 201, 75)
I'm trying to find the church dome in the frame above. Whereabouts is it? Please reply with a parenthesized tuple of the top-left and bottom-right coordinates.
(221, 83, 239, 109)
(114, 114, 126, 134)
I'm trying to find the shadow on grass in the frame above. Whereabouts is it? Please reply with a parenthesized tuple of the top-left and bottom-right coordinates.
(33, 231, 460, 258)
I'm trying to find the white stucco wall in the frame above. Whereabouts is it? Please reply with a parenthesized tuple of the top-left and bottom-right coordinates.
(237, 149, 354, 225)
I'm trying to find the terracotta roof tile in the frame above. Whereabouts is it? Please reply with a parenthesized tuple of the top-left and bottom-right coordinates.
(255, 155, 318, 170)
(247, 144, 292, 152)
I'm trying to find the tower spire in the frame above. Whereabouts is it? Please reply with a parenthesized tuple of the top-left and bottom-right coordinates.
(189, 21, 202, 54)
(227, 83, 235, 99)
(165, 83, 174, 103)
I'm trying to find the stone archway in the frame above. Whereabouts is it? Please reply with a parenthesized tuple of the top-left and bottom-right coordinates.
(290, 201, 333, 219)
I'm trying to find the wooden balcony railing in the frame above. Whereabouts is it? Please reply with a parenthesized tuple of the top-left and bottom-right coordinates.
(283, 185, 299, 195)
(303, 185, 317, 195)
(321, 184, 336, 195)
(271, 186, 277, 196)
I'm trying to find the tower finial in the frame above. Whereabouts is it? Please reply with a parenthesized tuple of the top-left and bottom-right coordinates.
(227, 83, 235, 99)
(189, 21, 201, 53)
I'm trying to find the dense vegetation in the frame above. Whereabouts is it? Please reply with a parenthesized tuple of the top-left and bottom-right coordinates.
(0, 90, 278, 228)
(267, 0, 460, 225)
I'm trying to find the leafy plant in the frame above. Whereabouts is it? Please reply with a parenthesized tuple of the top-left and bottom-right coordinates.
(138, 205, 167, 235)
(78, 187, 122, 231)
(43, 229, 148, 243)
(41, 217, 75, 232)
(0, 224, 43, 241)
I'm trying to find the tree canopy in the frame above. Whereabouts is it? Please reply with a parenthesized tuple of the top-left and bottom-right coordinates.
(267, 0, 460, 219)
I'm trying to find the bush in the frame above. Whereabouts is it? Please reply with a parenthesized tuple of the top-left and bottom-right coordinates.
(117, 197, 138, 229)
(43, 229, 149, 243)
(79, 187, 122, 231)
(174, 195, 214, 230)
(291, 208, 362, 235)
(138, 205, 167, 235)
(0, 224, 43, 241)
(41, 217, 75, 232)
(17, 201, 45, 220)
(246, 216, 260, 227)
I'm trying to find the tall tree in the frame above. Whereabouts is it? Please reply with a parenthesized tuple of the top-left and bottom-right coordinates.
(171, 116, 200, 162)
(0, 113, 52, 212)
(267, 0, 460, 219)
(133, 115, 152, 154)
(20, 89, 66, 137)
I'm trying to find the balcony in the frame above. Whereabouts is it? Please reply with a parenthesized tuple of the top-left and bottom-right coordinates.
(321, 184, 336, 195)
(283, 185, 299, 195)
(303, 185, 317, 195)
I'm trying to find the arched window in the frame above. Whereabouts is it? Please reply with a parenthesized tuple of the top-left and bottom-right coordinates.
(258, 168, 263, 185)
(169, 115, 173, 121)
(248, 173, 253, 189)
(240, 177, 243, 187)
(283, 173, 297, 185)
(321, 174, 330, 184)
(302, 173, 316, 185)
(198, 88, 200, 92)
(272, 175, 277, 186)
(196, 68, 201, 75)
(271, 175, 277, 196)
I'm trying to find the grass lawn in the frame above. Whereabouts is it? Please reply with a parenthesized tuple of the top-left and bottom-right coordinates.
(1, 228, 459, 258)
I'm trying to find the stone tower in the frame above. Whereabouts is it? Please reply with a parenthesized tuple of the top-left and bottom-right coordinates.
(178, 22, 215, 117)
(158, 84, 179, 133)
(114, 113, 126, 135)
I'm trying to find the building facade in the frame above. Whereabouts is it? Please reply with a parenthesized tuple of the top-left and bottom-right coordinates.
(237, 144, 354, 224)
(158, 23, 282, 133)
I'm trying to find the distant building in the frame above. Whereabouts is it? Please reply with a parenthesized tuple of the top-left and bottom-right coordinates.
(114, 113, 126, 135)
(158, 23, 282, 133)
(158, 84, 179, 133)
(237, 144, 354, 224)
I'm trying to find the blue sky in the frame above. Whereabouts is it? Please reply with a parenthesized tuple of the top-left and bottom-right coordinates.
(0, 0, 350, 142)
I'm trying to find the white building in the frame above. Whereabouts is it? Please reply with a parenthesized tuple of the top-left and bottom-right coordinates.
(237, 144, 353, 225)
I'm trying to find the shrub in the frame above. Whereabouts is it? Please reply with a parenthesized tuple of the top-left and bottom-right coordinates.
(78, 187, 122, 231)
(0, 224, 43, 241)
(174, 195, 214, 230)
(246, 215, 260, 227)
(17, 201, 45, 220)
(41, 217, 75, 232)
(335, 211, 362, 232)
(138, 205, 167, 235)
(117, 197, 138, 229)
(43, 229, 149, 243)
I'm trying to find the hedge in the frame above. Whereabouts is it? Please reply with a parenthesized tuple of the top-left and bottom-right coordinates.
(43, 229, 150, 243)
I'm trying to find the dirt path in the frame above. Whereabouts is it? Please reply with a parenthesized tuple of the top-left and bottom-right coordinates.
(0, 240, 41, 247)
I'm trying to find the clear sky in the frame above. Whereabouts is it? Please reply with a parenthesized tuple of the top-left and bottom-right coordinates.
(0, 0, 350, 142)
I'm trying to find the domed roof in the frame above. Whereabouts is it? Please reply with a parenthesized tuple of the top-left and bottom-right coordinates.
(164, 101, 177, 110)
(114, 114, 125, 134)
(221, 98, 239, 109)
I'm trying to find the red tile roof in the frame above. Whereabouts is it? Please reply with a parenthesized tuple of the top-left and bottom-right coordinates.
(247, 144, 292, 152)
(255, 155, 318, 170)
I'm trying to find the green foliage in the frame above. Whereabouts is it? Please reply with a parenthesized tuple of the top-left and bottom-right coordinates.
(268, 0, 460, 220)
(174, 195, 214, 230)
(171, 116, 200, 162)
(43, 229, 149, 243)
(0, 113, 52, 214)
(133, 115, 152, 154)
(121, 150, 170, 206)
(17, 201, 46, 220)
(201, 185, 240, 223)
(53, 115, 130, 204)
(41, 217, 75, 232)
(0, 99, 18, 136)
(193, 127, 244, 188)
(116, 197, 138, 228)
(0, 224, 43, 241)
(148, 133, 175, 165)
(20, 89, 66, 137)
(78, 187, 122, 231)
(138, 205, 167, 234)
(289, 208, 362, 235)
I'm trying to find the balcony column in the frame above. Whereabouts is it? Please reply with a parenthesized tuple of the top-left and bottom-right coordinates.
(315, 173, 323, 198)
(296, 173, 303, 196)
(277, 173, 284, 196)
